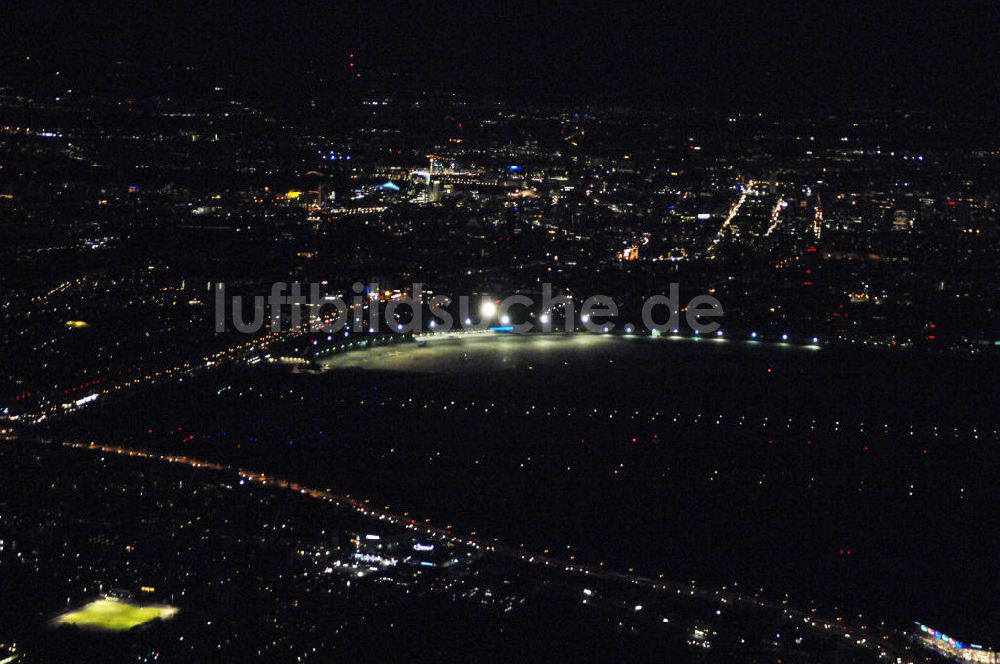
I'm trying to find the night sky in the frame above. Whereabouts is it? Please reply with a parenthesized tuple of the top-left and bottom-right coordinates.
(2, 1, 998, 111)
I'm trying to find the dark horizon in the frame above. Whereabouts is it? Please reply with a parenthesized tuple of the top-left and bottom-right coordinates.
(3, 1, 998, 113)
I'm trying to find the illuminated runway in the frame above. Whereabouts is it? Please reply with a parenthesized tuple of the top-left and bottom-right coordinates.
(321, 333, 618, 373)
(320, 331, 820, 375)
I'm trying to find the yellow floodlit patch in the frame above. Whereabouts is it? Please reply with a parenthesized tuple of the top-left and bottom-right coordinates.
(53, 598, 178, 632)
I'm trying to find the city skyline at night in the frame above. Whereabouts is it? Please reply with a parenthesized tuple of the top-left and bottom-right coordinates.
(1, 3, 998, 663)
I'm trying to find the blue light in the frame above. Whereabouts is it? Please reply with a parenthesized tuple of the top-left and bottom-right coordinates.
(751, 332, 758, 338)
(490, 326, 515, 333)
(508, 165, 520, 171)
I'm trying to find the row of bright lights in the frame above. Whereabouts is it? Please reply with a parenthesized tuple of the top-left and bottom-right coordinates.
(426, 320, 819, 344)
(439, 301, 821, 343)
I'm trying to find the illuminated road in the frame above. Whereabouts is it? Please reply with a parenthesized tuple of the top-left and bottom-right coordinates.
(19, 309, 352, 423)
(763, 197, 787, 237)
(812, 205, 824, 240)
(706, 180, 755, 257)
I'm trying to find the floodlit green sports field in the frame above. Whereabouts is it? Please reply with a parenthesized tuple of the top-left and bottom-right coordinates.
(53, 598, 178, 631)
